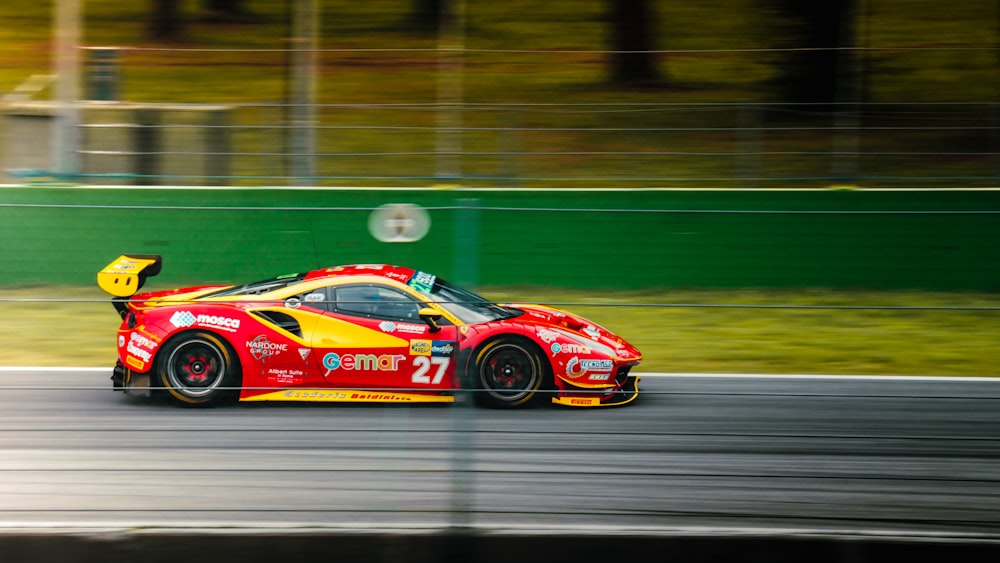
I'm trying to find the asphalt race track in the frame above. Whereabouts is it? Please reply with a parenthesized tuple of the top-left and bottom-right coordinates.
(1, 369, 999, 539)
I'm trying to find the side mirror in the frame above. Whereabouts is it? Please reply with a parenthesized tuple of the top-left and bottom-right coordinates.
(418, 307, 443, 333)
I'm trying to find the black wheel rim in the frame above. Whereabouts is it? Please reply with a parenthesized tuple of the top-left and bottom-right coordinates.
(479, 343, 538, 403)
(165, 338, 226, 398)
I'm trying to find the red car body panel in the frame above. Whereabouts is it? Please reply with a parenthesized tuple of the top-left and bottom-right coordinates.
(101, 258, 641, 407)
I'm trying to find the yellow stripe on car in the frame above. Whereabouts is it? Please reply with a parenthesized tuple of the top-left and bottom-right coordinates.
(242, 389, 455, 403)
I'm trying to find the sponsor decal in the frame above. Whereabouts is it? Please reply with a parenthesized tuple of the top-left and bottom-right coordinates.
(410, 340, 431, 356)
(385, 270, 410, 283)
(126, 356, 146, 370)
(112, 259, 144, 271)
(129, 332, 156, 350)
(407, 271, 436, 294)
(566, 356, 614, 378)
(322, 352, 406, 376)
(298, 348, 311, 361)
(537, 328, 559, 343)
(265, 368, 305, 384)
(305, 292, 325, 303)
(126, 341, 153, 363)
(431, 341, 454, 357)
(169, 311, 241, 332)
(588, 373, 612, 381)
(379, 321, 425, 335)
(247, 335, 288, 363)
(350, 392, 414, 401)
(570, 397, 600, 406)
(281, 390, 421, 402)
(267, 368, 304, 377)
(134, 326, 162, 342)
(410, 340, 455, 357)
(551, 342, 591, 355)
(125, 331, 158, 364)
(170, 310, 196, 328)
(285, 390, 350, 400)
(197, 314, 241, 331)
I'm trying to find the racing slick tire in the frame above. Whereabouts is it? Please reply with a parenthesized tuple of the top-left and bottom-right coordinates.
(473, 337, 545, 408)
(157, 331, 241, 406)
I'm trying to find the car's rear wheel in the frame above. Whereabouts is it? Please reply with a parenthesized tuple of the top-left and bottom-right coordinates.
(157, 331, 240, 406)
(473, 338, 544, 408)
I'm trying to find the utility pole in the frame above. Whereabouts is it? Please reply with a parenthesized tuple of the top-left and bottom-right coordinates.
(53, 0, 81, 180)
(436, 0, 464, 183)
(289, 0, 318, 185)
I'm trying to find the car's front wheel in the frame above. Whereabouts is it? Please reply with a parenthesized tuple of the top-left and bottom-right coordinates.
(473, 338, 544, 408)
(157, 331, 240, 406)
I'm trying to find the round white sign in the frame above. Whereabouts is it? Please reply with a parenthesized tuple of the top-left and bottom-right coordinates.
(368, 203, 431, 243)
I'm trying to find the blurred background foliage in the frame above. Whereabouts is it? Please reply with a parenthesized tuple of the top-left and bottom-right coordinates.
(0, 0, 989, 101)
(2, 1, 999, 187)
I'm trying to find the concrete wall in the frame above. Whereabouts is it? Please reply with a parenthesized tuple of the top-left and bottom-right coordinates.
(1, 103, 230, 185)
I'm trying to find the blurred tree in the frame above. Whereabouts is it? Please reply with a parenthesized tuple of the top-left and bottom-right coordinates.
(203, 0, 248, 21)
(408, 0, 444, 33)
(607, 0, 663, 86)
(772, 0, 861, 109)
(149, 0, 184, 40)
(204, 0, 246, 16)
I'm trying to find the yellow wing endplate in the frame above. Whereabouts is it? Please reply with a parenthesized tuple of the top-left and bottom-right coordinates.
(97, 254, 163, 297)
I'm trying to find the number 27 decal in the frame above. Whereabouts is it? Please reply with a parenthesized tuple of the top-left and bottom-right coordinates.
(412, 356, 449, 385)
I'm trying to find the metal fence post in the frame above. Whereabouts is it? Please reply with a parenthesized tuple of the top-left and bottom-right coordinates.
(451, 195, 479, 538)
(454, 198, 479, 289)
(85, 47, 120, 101)
(736, 104, 762, 189)
(498, 108, 523, 188)
(205, 109, 230, 186)
(134, 108, 160, 186)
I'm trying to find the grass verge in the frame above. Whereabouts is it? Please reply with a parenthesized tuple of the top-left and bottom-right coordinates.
(2, 285, 997, 376)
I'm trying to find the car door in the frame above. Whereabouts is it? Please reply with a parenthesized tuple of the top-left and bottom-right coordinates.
(311, 283, 458, 391)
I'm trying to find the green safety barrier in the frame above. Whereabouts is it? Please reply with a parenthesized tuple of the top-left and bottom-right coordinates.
(1, 186, 998, 291)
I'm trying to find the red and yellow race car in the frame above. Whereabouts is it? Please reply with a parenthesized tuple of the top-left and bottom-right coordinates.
(97, 255, 641, 408)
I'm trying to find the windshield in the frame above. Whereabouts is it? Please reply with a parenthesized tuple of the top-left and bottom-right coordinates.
(415, 275, 518, 324)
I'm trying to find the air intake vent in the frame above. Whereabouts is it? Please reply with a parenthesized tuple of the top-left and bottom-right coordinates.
(250, 311, 302, 338)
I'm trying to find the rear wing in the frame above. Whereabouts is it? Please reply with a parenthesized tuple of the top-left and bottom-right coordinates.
(97, 254, 162, 298)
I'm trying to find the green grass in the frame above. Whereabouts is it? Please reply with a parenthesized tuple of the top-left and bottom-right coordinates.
(2, 285, 998, 376)
(3, 0, 1000, 187)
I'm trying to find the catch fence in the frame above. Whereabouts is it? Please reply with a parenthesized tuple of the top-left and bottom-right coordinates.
(5, 43, 1000, 189)
(49, 97, 1000, 189)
